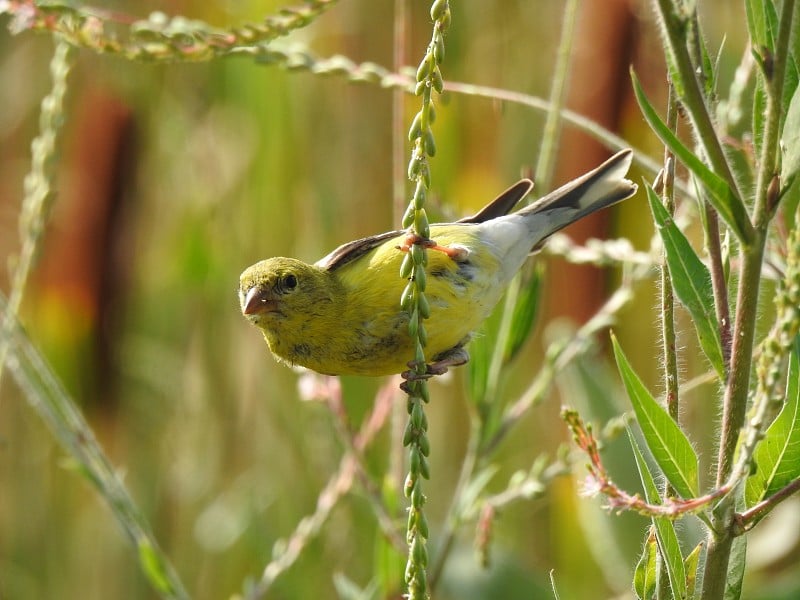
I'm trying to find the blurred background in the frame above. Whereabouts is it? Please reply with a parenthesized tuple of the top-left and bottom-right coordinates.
(2, 1, 798, 599)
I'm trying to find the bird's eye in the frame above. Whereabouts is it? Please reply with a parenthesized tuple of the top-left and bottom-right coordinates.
(282, 274, 298, 291)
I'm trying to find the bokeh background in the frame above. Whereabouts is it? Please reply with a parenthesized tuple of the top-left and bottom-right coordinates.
(2, 1, 798, 599)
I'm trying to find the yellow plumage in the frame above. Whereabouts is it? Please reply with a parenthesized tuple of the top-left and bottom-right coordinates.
(239, 150, 637, 376)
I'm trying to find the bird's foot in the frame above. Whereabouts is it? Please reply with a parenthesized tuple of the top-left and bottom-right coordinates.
(399, 347, 470, 393)
(397, 233, 469, 261)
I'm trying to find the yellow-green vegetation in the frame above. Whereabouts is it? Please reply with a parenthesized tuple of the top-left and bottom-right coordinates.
(2, 2, 800, 600)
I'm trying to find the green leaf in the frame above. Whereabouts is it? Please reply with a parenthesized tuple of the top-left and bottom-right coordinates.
(631, 70, 753, 244)
(629, 429, 687, 600)
(138, 540, 176, 595)
(503, 263, 542, 364)
(613, 334, 699, 498)
(685, 542, 703, 600)
(691, 15, 716, 98)
(781, 85, 800, 188)
(746, 338, 800, 508)
(467, 327, 490, 406)
(633, 529, 658, 599)
(724, 536, 747, 600)
(753, 74, 768, 158)
(745, 0, 777, 51)
(647, 184, 726, 378)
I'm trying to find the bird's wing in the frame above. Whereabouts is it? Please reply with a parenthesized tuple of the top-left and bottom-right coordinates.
(456, 179, 534, 223)
(317, 178, 534, 272)
(316, 230, 403, 272)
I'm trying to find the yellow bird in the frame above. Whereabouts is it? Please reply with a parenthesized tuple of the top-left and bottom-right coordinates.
(240, 150, 637, 376)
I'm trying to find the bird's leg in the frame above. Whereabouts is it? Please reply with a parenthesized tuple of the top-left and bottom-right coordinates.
(399, 346, 471, 392)
(397, 233, 469, 261)
(427, 346, 470, 374)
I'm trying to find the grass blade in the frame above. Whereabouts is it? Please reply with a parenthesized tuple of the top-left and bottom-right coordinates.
(0, 293, 189, 600)
(503, 264, 543, 364)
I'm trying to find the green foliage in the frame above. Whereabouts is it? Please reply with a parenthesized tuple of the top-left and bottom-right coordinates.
(781, 86, 800, 189)
(503, 266, 544, 365)
(614, 335, 699, 499)
(632, 71, 751, 244)
(647, 184, 725, 378)
(746, 339, 800, 508)
(4, 1, 800, 600)
(629, 430, 687, 600)
(633, 532, 658, 600)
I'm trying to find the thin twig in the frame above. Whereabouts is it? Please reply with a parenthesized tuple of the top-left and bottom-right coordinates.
(736, 477, 800, 530)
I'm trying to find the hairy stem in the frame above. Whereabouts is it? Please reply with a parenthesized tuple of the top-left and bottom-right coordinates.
(653, 0, 752, 242)
(703, 1, 796, 598)
(737, 477, 800, 529)
(657, 84, 679, 600)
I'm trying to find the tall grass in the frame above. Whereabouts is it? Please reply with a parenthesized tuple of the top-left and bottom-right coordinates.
(1, 2, 799, 599)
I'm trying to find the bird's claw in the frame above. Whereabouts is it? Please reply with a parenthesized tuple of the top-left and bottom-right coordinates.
(397, 233, 469, 261)
(399, 363, 440, 394)
(398, 348, 471, 393)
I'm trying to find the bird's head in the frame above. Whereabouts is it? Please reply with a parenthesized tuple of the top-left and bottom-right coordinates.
(239, 257, 338, 330)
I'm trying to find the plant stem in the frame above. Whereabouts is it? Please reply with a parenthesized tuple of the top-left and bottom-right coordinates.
(661, 84, 680, 422)
(401, 3, 451, 598)
(684, 8, 732, 366)
(0, 39, 73, 393)
(737, 477, 800, 529)
(1, 294, 190, 600)
(704, 203, 732, 366)
(653, 0, 752, 242)
(657, 84, 679, 600)
(703, 1, 796, 598)
(701, 234, 765, 600)
(534, 0, 578, 192)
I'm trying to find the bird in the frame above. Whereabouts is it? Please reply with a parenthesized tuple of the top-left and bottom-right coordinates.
(239, 149, 637, 377)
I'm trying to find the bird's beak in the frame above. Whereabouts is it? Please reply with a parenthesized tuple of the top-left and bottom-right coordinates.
(242, 286, 278, 316)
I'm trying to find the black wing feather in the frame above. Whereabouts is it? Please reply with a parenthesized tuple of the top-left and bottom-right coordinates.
(317, 178, 534, 272)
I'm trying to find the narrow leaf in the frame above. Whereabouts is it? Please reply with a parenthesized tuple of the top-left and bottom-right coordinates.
(724, 536, 747, 600)
(781, 85, 800, 187)
(633, 529, 658, 599)
(466, 327, 491, 406)
(753, 75, 768, 158)
(631, 70, 752, 243)
(138, 540, 177, 595)
(629, 429, 687, 600)
(613, 334, 699, 498)
(503, 264, 542, 364)
(746, 338, 800, 507)
(685, 542, 703, 600)
(647, 184, 726, 378)
(745, 0, 776, 51)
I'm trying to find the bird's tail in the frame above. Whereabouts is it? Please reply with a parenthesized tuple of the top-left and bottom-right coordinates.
(519, 149, 638, 250)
